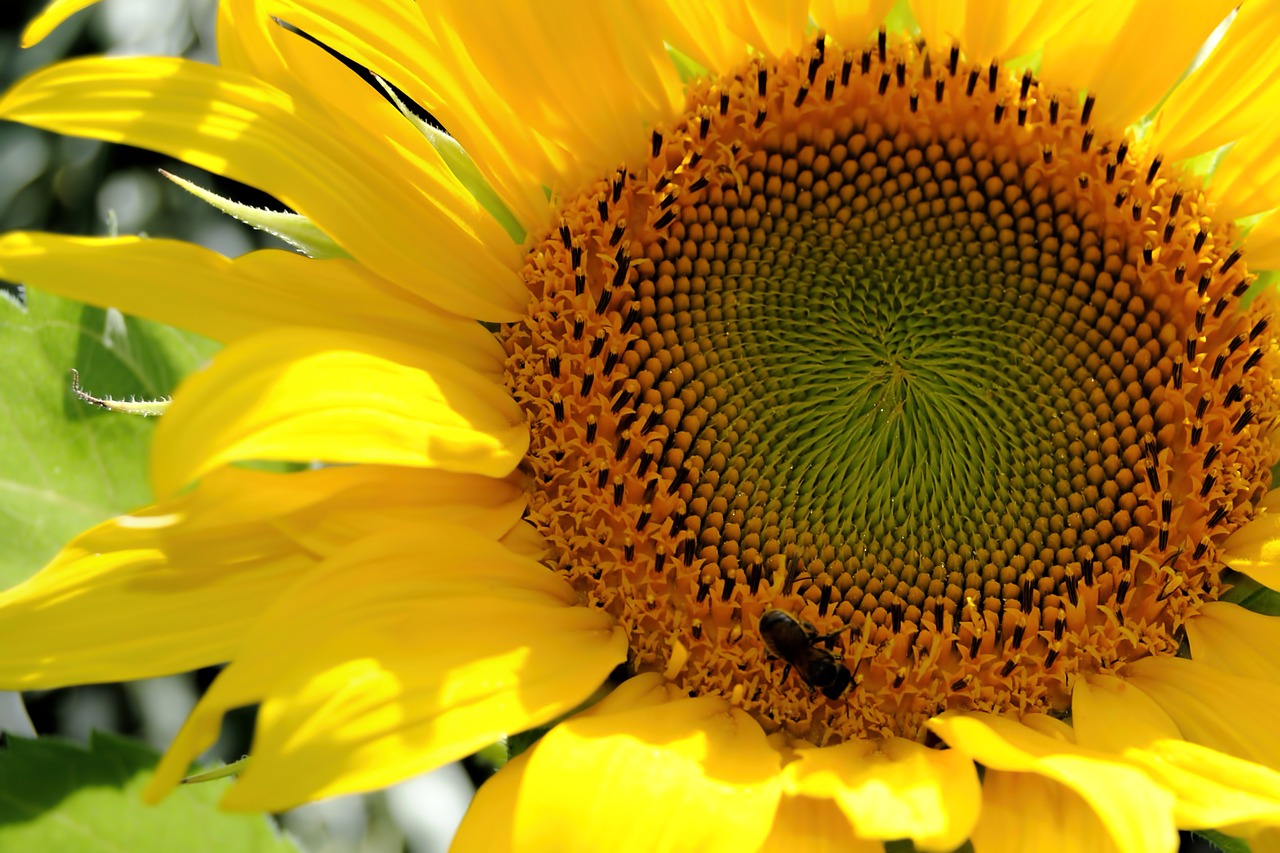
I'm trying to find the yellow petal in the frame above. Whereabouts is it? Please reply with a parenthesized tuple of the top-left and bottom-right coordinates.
(807, 1, 895, 55)
(0, 233, 504, 371)
(1245, 211, 1280, 271)
(929, 712, 1178, 853)
(1039, 0, 1236, 133)
(459, 673, 781, 852)
(970, 769, 1121, 853)
(1149, 0, 1280, 162)
(0, 465, 517, 689)
(762, 795, 881, 853)
(1211, 124, 1280, 220)
(0, 55, 524, 322)
(1124, 655, 1280, 770)
(150, 327, 527, 497)
(420, 0, 684, 196)
(1186, 601, 1280, 685)
(1076, 675, 1280, 834)
(1220, 490, 1280, 589)
(784, 738, 980, 852)
(911, 0, 1093, 62)
(20, 0, 99, 47)
(146, 524, 626, 810)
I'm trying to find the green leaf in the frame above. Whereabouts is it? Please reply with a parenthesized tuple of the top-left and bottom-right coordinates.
(1193, 829, 1253, 853)
(0, 288, 218, 588)
(1220, 572, 1280, 616)
(0, 732, 295, 852)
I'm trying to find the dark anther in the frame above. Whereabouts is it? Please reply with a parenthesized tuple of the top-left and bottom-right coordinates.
(585, 416, 597, 444)
(965, 67, 979, 96)
(1116, 574, 1131, 606)
(1200, 471, 1217, 498)
(1143, 243, 1153, 265)
(815, 33, 825, 64)
(612, 170, 625, 203)
(1081, 93, 1095, 124)
(1049, 96, 1060, 124)
(808, 49, 823, 84)
(1193, 538, 1210, 560)
(650, 129, 662, 158)
(642, 477, 658, 503)
(951, 676, 971, 691)
(748, 561, 763, 594)
(753, 106, 767, 128)
(757, 67, 768, 97)
(1186, 335, 1197, 361)
(689, 175, 709, 192)
(610, 386, 632, 414)
(609, 221, 625, 247)
(621, 304, 640, 333)
(690, 618, 700, 639)
(935, 78, 946, 102)
(987, 59, 998, 92)
(1112, 187, 1128, 207)
(910, 90, 919, 112)
(1042, 145, 1054, 165)
(611, 479, 624, 507)
(720, 574, 736, 602)
(1132, 201, 1144, 222)
(923, 52, 933, 79)
(1214, 297, 1230, 318)
(969, 633, 982, 659)
(1190, 421, 1204, 446)
(559, 221, 572, 248)
(1163, 221, 1176, 244)
(623, 540, 635, 562)
(696, 579, 710, 603)
(1082, 554, 1095, 586)
(1011, 622, 1026, 650)
(1081, 129, 1094, 152)
(597, 197, 609, 222)
(1208, 504, 1229, 527)
(993, 101, 1005, 123)
(1146, 155, 1162, 184)
(636, 449, 654, 479)
(682, 535, 697, 564)
(1234, 277, 1253, 297)
(1142, 434, 1160, 466)
(1017, 103, 1028, 126)
(580, 370, 595, 397)
(1045, 647, 1060, 670)
(1204, 442, 1221, 468)
(1065, 571, 1080, 607)
(669, 463, 688, 491)
(793, 83, 809, 107)
(654, 208, 677, 229)
(641, 406, 660, 434)
(658, 191, 678, 211)
(547, 349, 561, 378)
(616, 409, 638, 435)
(934, 599, 946, 631)
(596, 462, 609, 489)
(895, 59, 906, 87)
(1228, 334, 1246, 355)
(824, 75, 836, 100)
(1194, 229, 1207, 252)
(1120, 538, 1131, 572)
(1169, 190, 1183, 217)
(878, 69, 891, 95)
(719, 91, 729, 115)
(1020, 68, 1033, 100)
(551, 393, 564, 422)
(1159, 523, 1170, 551)
(1020, 577, 1034, 612)
(1244, 347, 1265, 372)
(1196, 394, 1211, 419)
(1174, 264, 1186, 283)
(635, 504, 652, 531)
(1105, 163, 1118, 184)
(1078, 174, 1090, 189)
(948, 44, 960, 76)
(1222, 248, 1242, 273)
(878, 27, 887, 63)
(595, 286, 613, 314)
(1172, 358, 1183, 388)
(821, 585, 835, 619)
(614, 430, 630, 460)
(1198, 271, 1213, 298)
(999, 660, 1017, 678)
(1115, 140, 1128, 165)
(1233, 408, 1256, 434)
(570, 243, 583, 269)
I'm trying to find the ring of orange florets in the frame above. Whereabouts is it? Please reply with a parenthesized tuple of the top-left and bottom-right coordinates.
(501, 33, 1279, 743)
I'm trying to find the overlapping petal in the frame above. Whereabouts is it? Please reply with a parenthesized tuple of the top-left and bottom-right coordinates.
(149, 327, 527, 497)
(969, 769, 1120, 853)
(1220, 490, 1280, 589)
(783, 738, 980, 852)
(21, 0, 99, 46)
(0, 233, 504, 371)
(145, 524, 626, 810)
(0, 54, 525, 322)
(910, 0, 1092, 62)
(0, 465, 519, 689)
(456, 673, 781, 851)
(1185, 602, 1280, 684)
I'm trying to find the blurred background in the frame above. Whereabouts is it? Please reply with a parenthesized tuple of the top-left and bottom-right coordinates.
(0, 2, 480, 850)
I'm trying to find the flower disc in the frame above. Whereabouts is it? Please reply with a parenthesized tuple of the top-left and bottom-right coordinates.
(502, 34, 1280, 743)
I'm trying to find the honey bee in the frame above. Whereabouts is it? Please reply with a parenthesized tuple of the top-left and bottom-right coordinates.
(758, 608, 854, 700)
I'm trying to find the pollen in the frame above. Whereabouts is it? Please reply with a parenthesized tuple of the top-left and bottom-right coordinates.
(500, 33, 1280, 744)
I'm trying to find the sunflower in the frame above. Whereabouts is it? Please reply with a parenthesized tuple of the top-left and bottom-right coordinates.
(6, 0, 1280, 849)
